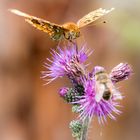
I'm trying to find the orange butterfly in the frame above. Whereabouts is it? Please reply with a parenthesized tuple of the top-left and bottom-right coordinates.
(9, 8, 114, 42)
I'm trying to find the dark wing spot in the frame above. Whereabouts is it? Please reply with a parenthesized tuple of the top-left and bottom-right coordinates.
(31, 19, 40, 24)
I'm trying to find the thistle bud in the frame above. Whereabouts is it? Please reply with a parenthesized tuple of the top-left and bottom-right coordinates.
(59, 87, 69, 97)
(72, 105, 80, 113)
(59, 87, 80, 103)
(69, 120, 82, 138)
(110, 63, 132, 83)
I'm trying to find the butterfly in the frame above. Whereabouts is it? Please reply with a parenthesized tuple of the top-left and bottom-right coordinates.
(9, 8, 114, 42)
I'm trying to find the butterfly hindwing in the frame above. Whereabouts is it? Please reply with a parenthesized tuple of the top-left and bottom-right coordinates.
(77, 8, 114, 28)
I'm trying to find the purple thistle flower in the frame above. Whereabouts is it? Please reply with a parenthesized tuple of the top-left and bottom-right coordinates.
(74, 67, 123, 124)
(110, 63, 132, 83)
(42, 43, 92, 84)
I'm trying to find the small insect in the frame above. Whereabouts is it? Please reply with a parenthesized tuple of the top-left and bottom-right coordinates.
(9, 8, 114, 42)
(94, 67, 120, 102)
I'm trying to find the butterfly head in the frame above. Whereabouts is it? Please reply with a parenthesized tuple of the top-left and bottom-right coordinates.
(62, 22, 80, 41)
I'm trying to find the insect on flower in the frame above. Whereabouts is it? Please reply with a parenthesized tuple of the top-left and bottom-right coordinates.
(94, 66, 122, 102)
(9, 8, 114, 42)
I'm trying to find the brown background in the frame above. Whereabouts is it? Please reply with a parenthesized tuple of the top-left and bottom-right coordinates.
(0, 0, 139, 140)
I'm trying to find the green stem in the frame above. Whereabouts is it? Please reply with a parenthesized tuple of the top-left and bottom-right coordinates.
(80, 117, 90, 140)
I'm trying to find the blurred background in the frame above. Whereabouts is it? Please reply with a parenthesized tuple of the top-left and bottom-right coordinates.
(0, 0, 139, 140)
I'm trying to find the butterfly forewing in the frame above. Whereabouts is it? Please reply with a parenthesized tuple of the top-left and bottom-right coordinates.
(77, 8, 114, 28)
(10, 9, 65, 41)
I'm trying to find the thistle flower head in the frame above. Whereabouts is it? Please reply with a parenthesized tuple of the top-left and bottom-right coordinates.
(75, 69, 122, 124)
(110, 63, 132, 83)
(42, 43, 91, 84)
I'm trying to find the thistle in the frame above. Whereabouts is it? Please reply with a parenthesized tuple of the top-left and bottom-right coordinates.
(42, 43, 91, 84)
(42, 43, 132, 140)
(110, 63, 132, 83)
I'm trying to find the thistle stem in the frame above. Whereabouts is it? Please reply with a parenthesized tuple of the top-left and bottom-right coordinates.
(80, 117, 90, 140)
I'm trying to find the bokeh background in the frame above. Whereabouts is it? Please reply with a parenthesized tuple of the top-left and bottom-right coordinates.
(0, 0, 139, 140)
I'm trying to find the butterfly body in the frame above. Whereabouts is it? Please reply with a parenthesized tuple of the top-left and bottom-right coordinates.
(9, 8, 114, 42)
(62, 22, 80, 41)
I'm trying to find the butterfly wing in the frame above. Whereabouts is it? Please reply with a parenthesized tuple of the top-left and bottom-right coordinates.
(9, 9, 65, 41)
(77, 8, 114, 28)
